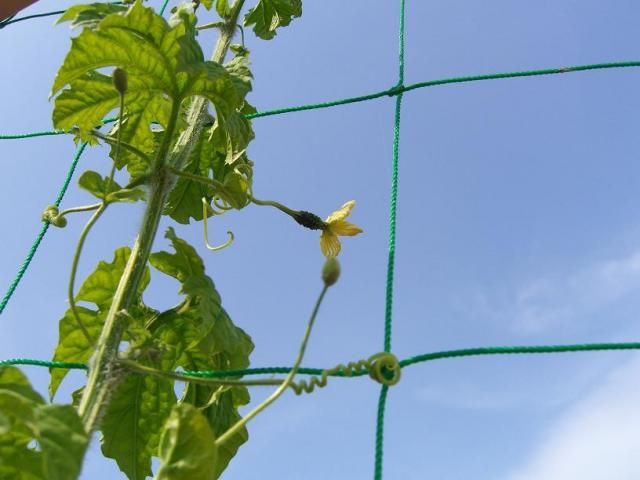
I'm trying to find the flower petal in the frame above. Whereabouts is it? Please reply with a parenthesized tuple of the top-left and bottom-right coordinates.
(320, 230, 342, 257)
(325, 200, 356, 223)
(330, 220, 363, 237)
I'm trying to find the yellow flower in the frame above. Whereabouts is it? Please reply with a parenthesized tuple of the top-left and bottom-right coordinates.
(320, 200, 363, 257)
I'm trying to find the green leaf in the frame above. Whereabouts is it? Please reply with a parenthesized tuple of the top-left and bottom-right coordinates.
(57, 2, 129, 29)
(51, 0, 242, 154)
(150, 228, 254, 368)
(0, 367, 43, 431)
(182, 385, 249, 478)
(0, 433, 44, 480)
(163, 127, 216, 224)
(222, 171, 249, 209)
(148, 229, 252, 477)
(215, 0, 230, 17)
(100, 372, 176, 480)
(29, 405, 88, 480)
(107, 96, 172, 178)
(50, 247, 151, 398)
(164, 117, 254, 224)
(49, 308, 103, 400)
(156, 403, 218, 480)
(77, 247, 150, 308)
(0, 368, 88, 480)
(213, 48, 254, 165)
(78, 170, 145, 203)
(244, 0, 302, 40)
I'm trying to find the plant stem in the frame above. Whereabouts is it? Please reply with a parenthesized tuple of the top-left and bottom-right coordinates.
(78, 101, 180, 431)
(68, 205, 107, 344)
(216, 285, 329, 448)
(59, 203, 102, 217)
(250, 195, 299, 217)
(78, 0, 246, 434)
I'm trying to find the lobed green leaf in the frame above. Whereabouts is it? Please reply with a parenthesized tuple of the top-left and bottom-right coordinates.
(149, 229, 253, 477)
(51, 0, 244, 175)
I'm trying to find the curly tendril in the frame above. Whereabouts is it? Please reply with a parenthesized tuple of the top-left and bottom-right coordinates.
(202, 197, 234, 251)
(41, 205, 67, 228)
(290, 352, 401, 395)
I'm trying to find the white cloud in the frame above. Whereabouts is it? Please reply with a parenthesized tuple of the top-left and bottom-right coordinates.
(514, 250, 640, 333)
(460, 249, 640, 335)
(506, 353, 640, 480)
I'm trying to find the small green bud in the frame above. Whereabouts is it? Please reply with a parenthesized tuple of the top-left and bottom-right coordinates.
(322, 257, 341, 286)
(113, 68, 128, 94)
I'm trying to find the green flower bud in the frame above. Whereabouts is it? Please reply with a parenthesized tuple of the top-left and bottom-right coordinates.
(113, 68, 128, 94)
(322, 257, 341, 286)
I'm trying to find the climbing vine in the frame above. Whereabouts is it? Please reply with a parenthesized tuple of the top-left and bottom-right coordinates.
(0, 1, 366, 478)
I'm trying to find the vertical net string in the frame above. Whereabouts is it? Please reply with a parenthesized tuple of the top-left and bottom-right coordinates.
(375, 0, 406, 478)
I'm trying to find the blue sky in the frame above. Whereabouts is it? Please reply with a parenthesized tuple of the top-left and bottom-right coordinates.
(2, 0, 640, 478)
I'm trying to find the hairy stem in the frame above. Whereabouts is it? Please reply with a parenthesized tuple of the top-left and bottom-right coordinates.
(78, 0, 246, 434)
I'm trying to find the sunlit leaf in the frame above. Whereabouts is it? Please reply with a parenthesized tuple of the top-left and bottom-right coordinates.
(51, 0, 243, 168)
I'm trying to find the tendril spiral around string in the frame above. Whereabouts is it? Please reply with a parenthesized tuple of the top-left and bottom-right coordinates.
(289, 352, 401, 395)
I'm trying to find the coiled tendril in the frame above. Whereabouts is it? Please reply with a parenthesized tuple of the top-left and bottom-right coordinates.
(41, 205, 67, 228)
(290, 352, 401, 395)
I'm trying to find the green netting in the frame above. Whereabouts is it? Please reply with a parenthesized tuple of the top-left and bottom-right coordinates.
(2, 2, 640, 479)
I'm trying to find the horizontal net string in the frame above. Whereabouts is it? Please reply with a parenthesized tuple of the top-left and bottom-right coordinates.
(246, 61, 640, 119)
(2, 60, 639, 143)
(4, 341, 639, 377)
